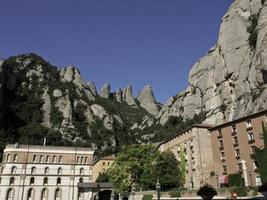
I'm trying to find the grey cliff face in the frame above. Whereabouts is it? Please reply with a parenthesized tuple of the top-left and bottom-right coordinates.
(157, 0, 267, 125)
(137, 85, 159, 115)
(100, 84, 110, 99)
(87, 81, 97, 96)
(116, 88, 123, 102)
(125, 85, 137, 106)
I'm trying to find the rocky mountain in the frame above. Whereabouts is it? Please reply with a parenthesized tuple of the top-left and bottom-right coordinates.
(157, 0, 267, 126)
(1, 0, 267, 156)
(0, 54, 162, 156)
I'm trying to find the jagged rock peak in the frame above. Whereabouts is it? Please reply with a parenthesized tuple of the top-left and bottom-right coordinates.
(100, 83, 110, 99)
(116, 88, 123, 102)
(87, 81, 97, 96)
(137, 85, 159, 115)
(125, 85, 136, 106)
(157, 0, 267, 125)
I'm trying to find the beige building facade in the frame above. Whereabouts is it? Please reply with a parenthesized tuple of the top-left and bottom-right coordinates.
(0, 144, 94, 200)
(210, 110, 267, 187)
(92, 155, 115, 182)
(158, 125, 216, 189)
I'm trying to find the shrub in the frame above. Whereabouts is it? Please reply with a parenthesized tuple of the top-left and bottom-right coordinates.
(229, 173, 244, 187)
(230, 187, 247, 197)
(142, 194, 153, 200)
(258, 182, 267, 192)
(169, 189, 181, 197)
(197, 185, 217, 196)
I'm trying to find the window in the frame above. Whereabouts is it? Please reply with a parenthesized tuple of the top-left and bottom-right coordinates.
(10, 177, 15, 185)
(102, 162, 105, 166)
(231, 125, 237, 134)
(248, 132, 255, 143)
(253, 161, 259, 170)
(84, 157, 87, 164)
(43, 177, 48, 185)
(77, 156, 80, 163)
(55, 188, 61, 200)
(13, 154, 18, 162)
(41, 189, 47, 200)
(220, 152, 225, 161)
(33, 155, 37, 163)
(31, 167, 36, 174)
(11, 166, 17, 174)
(0, 166, 3, 174)
(246, 120, 252, 128)
(46, 155, 50, 163)
(233, 136, 239, 146)
(7, 154, 11, 162)
(6, 188, 14, 200)
(235, 149, 241, 159)
(80, 168, 84, 175)
(57, 167, 62, 175)
(27, 188, 33, 200)
(44, 167, 49, 175)
(0, 177, 1, 184)
(250, 146, 256, 155)
(57, 177, 61, 185)
(59, 156, 62, 163)
(30, 177, 34, 185)
(217, 129, 222, 138)
(256, 176, 262, 186)
(219, 140, 224, 150)
(80, 157, 83, 164)
(223, 166, 227, 174)
(53, 156, 56, 163)
(40, 155, 44, 163)
(79, 177, 83, 183)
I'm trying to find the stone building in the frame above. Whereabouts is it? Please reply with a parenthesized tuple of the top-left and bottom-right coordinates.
(158, 124, 216, 189)
(0, 144, 94, 200)
(92, 155, 115, 182)
(210, 110, 267, 187)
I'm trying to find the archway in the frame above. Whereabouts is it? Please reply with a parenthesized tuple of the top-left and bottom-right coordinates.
(94, 190, 119, 200)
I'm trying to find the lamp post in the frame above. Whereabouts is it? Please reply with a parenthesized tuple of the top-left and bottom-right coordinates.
(131, 185, 136, 200)
(156, 179, 161, 200)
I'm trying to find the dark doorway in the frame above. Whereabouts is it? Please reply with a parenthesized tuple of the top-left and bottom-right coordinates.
(94, 190, 119, 200)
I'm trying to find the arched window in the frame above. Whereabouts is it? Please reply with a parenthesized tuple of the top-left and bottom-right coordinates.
(9, 177, 15, 185)
(43, 177, 48, 185)
(6, 188, 14, 200)
(27, 188, 33, 200)
(80, 157, 83, 164)
(30, 177, 34, 185)
(0, 177, 2, 184)
(52, 156, 56, 163)
(76, 156, 80, 163)
(84, 157, 87, 164)
(11, 166, 16, 174)
(33, 155, 37, 163)
(59, 156, 63, 163)
(56, 177, 61, 185)
(79, 168, 84, 175)
(31, 167, 36, 174)
(44, 167, 49, 175)
(13, 154, 18, 162)
(41, 188, 47, 200)
(40, 155, 44, 163)
(0, 166, 3, 174)
(7, 154, 10, 162)
(54, 188, 61, 200)
(57, 167, 62, 175)
(79, 177, 83, 183)
(46, 155, 50, 163)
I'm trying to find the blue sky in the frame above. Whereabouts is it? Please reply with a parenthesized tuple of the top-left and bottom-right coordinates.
(0, 1, 232, 103)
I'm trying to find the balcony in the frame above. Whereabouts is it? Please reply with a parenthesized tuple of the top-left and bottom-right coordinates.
(219, 146, 224, 151)
(248, 139, 255, 144)
(231, 130, 237, 136)
(233, 143, 239, 147)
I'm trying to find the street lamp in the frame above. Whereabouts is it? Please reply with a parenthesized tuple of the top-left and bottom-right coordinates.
(156, 179, 161, 200)
(131, 185, 136, 200)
